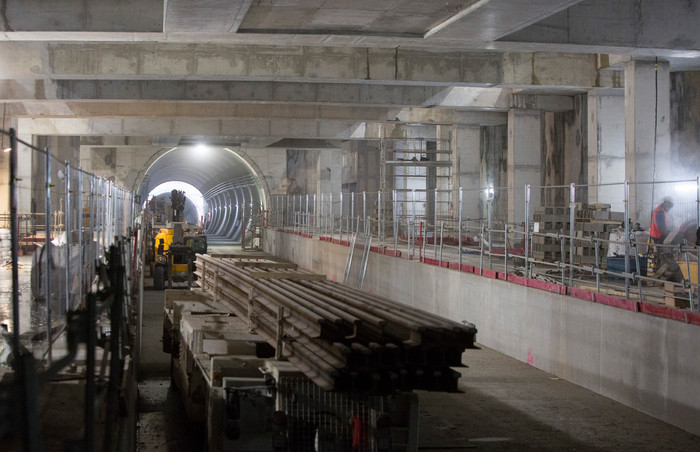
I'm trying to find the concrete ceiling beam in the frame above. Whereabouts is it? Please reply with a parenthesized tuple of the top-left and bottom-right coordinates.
(17, 117, 380, 140)
(0, 0, 163, 32)
(9, 100, 509, 126)
(0, 41, 613, 88)
(0, 79, 517, 109)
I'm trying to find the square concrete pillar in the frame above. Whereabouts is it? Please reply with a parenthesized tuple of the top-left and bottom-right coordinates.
(316, 149, 342, 200)
(625, 60, 671, 223)
(16, 132, 35, 218)
(508, 109, 542, 224)
(453, 125, 481, 220)
(587, 89, 625, 204)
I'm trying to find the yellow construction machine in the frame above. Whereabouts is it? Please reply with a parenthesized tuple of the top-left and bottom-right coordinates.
(147, 189, 207, 290)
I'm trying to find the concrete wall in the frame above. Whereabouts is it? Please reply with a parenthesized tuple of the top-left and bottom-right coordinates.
(671, 71, 700, 181)
(542, 95, 588, 205)
(264, 229, 700, 437)
(587, 90, 625, 205)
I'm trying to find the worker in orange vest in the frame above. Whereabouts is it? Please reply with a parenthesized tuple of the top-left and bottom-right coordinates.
(650, 196, 674, 244)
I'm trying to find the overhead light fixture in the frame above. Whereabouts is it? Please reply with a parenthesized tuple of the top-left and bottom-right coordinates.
(3, 148, 10, 153)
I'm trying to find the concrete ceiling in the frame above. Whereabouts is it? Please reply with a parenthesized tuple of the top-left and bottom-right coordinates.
(2, 0, 699, 198)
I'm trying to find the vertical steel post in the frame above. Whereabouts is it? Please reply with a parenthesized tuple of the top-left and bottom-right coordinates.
(434, 188, 438, 259)
(305, 194, 309, 235)
(411, 189, 417, 259)
(569, 183, 575, 287)
(458, 187, 463, 268)
(439, 221, 444, 265)
(594, 232, 601, 292)
(96, 178, 102, 259)
(89, 176, 95, 280)
(339, 191, 343, 243)
(64, 162, 71, 314)
(392, 190, 398, 256)
(624, 180, 631, 299)
(9, 130, 20, 359)
(479, 222, 485, 275)
(329, 193, 333, 241)
(504, 225, 509, 276)
(684, 246, 694, 311)
(320, 193, 324, 235)
(524, 185, 531, 278)
(313, 194, 317, 235)
(351, 193, 355, 234)
(378, 191, 382, 245)
(634, 238, 643, 301)
(487, 192, 493, 270)
(44, 146, 53, 364)
(362, 191, 366, 235)
(560, 229, 565, 285)
(78, 169, 83, 306)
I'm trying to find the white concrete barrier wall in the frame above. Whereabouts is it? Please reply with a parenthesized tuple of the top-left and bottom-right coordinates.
(263, 230, 700, 436)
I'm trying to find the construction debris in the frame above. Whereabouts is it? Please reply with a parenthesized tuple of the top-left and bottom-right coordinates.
(194, 254, 477, 393)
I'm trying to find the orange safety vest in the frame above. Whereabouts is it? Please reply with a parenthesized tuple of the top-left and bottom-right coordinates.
(650, 204, 667, 239)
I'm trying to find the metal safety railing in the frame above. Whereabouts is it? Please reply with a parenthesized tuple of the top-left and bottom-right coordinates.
(0, 128, 140, 451)
(267, 178, 700, 312)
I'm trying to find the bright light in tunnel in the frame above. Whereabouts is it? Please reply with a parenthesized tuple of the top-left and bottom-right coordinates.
(148, 181, 206, 223)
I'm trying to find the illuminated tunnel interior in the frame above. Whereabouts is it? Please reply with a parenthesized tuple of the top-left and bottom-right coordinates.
(138, 146, 264, 244)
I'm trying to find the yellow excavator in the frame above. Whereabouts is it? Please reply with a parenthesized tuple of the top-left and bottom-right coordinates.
(148, 190, 207, 290)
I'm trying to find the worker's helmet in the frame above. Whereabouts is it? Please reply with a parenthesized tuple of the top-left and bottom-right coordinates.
(662, 196, 674, 208)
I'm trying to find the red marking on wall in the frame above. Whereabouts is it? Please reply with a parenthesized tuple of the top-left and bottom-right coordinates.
(507, 274, 527, 286)
(594, 293, 638, 312)
(569, 288, 594, 302)
(481, 269, 497, 279)
(639, 302, 676, 320)
(332, 274, 335, 281)
(527, 349, 534, 365)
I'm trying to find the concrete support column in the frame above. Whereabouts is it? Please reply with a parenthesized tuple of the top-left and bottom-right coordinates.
(115, 147, 141, 191)
(625, 60, 671, 223)
(316, 149, 342, 201)
(587, 90, 625, 204)
(508, 109, 542, 224)
(453, 125, 481, 220)
(16, 131, 34, 218)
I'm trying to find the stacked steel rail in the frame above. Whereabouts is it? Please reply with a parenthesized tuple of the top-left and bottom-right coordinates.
(194, 254, 477, 393)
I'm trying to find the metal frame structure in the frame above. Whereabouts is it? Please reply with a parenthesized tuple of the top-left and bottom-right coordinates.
(0, 128, 140, 451)
(268, 177, 700, 311)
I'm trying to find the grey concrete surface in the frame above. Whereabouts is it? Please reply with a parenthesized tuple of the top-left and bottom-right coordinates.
(137, 276, 206, 451)
(420, 345, 700, 451)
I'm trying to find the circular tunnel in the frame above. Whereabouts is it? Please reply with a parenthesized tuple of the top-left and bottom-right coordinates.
(138, 146, 265, 244)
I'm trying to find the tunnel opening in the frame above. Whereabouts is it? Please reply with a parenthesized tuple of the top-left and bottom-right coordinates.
(138, 146, 265, 244)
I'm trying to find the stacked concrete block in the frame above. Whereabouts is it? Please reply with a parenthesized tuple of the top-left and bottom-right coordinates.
(532, 206, 571, 262)
(532, 205, 625, 264)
